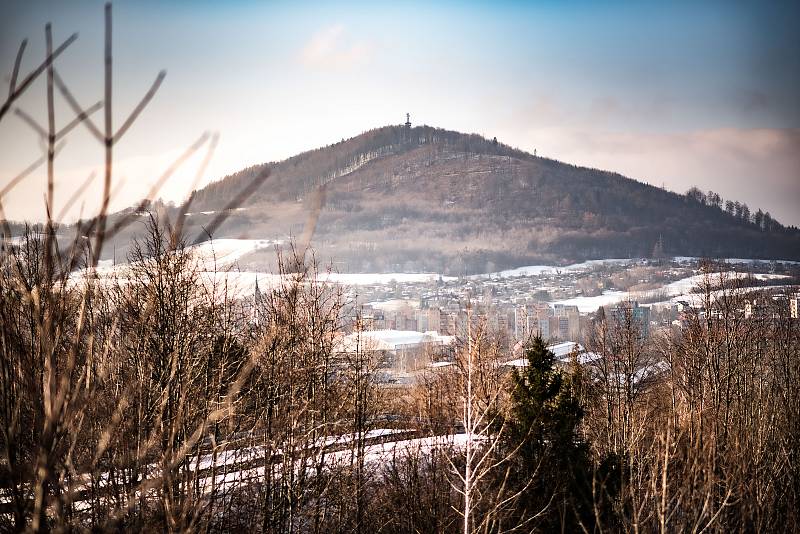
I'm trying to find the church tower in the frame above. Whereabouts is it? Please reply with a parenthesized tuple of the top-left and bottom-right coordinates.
(253, 277, 265, 325)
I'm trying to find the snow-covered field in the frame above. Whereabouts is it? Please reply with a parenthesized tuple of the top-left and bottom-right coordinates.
(673, 256, 800, 265)
(660, 272, 788, 296)
(194, 433, 473, 494)
(476, 259, 634, 279)
(336, 330, 455, 353)
(70, 238, 456, 296)
(190, 238, 279, 269)
(551, 272, 792, 312)
(321, 272, 455, 285)
(479, 256, 799, 280)
(70, 239, 796, 306)
(367, 299, 420, 311)
(651, 284, 792, 308)
(551, 291, 631, 313)
(12, 431, 472, 511)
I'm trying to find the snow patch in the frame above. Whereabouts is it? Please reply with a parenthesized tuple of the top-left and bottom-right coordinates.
(477, 259, 634, 279)
(189, 238, 279, 269)
(551, 291, 630, 313)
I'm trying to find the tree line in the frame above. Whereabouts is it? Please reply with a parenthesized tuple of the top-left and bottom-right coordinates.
(685, 186, 788, 232)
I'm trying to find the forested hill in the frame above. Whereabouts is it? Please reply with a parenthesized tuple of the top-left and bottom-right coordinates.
(139, 125, 800, 272)
(190, 125, 532, 206)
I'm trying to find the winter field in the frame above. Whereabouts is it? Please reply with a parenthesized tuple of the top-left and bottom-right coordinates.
(71, 238, 795, 309)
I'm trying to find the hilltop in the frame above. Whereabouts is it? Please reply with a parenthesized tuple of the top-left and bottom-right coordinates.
(101, 125, 800, 273)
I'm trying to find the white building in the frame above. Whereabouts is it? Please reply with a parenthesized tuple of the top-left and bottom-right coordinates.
(336, 329, 455, 373)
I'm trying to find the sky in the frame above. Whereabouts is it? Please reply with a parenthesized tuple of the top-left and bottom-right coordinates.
(1, 0, 799, 225)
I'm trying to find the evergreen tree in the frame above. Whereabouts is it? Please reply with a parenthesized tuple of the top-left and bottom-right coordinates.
(763, 211, 773, 232)
(754, 209, 764, 230)
(501, 336, 597, 530)
(741, 203, 751, 223)
(652, 235, 666, 260)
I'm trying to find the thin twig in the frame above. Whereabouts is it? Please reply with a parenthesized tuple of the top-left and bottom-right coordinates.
(8, 38, 28, 97)
(108, 132, 210, 239)
(53, 70, 104, 142)
(0, 32, 77, 122)
(55, 172, 97, 223)
(172, 132, 219, 248)
(56, 100, 103, 141)
(192, 167, 271, 244)
(112, 70, 166, 143)
(0, 141, 67, 200)
(13, 107, 48, 138)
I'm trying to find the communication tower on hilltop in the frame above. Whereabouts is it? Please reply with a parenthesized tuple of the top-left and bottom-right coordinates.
(403, 113, 412, 143)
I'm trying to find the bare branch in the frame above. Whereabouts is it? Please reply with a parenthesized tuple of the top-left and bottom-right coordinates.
(112, 70, 166, 143)
(0, 32, 77, 122)
(13, 107, 47, 138)
(8, 38, 28, 97)
(172, 132, 219, 247)
(55, 171, 96, 223)
(52, 70, 104, 142)
(192, 166, 271, 244)
(108, 132, 210, 238)
(0, 140, 66, 200)
(56, 100, 103, 141)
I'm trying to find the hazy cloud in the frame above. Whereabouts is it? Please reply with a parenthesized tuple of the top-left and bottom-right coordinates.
(0, 144, 218, 224)
(300, 25, 370, 69)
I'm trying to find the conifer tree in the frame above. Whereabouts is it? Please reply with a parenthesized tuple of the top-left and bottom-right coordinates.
(502, 336, 595, 530)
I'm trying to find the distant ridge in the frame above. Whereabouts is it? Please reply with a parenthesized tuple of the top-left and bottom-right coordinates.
(107, 124, 800, 273)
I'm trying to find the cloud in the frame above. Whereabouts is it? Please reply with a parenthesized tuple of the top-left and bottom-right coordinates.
(300, 25, 370, 69)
